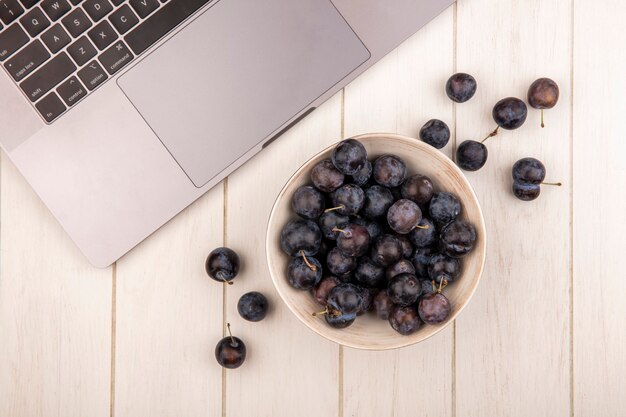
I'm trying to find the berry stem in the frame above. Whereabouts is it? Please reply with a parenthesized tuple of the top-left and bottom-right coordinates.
(431, 280, 436, 293)
(312, 307, 340, 318)
(437, 278, 449, 294)
(331, 227, 352, 238)
(541, 109, 545, 128)
(300, 250, 317, 271)
(217, 272, 234, 286)
(324, 205, 345, 213)
(226, 323, 237, 346)
(481, 126, 499, 143)
(414, 223, 429, 230)
(542, 181, 562, 186)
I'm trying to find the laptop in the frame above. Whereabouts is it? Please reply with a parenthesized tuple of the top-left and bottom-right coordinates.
(0, 0, 453, 267)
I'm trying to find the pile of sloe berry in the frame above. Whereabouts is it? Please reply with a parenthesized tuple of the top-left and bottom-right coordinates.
(280, 139, 478, 335)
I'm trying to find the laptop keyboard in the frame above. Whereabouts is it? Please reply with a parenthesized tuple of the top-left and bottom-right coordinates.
(0, 0, 211, 123)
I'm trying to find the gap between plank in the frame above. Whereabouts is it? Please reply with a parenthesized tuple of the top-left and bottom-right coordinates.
(451, 4, 458, 417)
(110, 262, 117, 417)
(568, 1, 575, 416)
(451, 0, 458, 156)
(221, 179, 229, 417)
(337, 88, 345, 417)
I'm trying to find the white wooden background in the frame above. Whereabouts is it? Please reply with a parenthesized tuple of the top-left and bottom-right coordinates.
(1, 0, 625, 416)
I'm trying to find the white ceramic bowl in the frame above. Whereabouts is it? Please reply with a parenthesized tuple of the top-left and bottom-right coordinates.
(266, 133, 486, 350)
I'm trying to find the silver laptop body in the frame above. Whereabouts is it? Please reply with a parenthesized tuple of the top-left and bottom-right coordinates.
(0, 0, 453, 267)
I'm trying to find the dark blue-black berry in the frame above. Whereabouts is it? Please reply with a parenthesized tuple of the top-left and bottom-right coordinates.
(512, 157, 546, 184)
(387, 273, 421, 306)
(512, 182, 541, 201)
(363, 185, 394, 219)
(237, 292, 269, 322)
(373, 155, 407, 188)
(456, 140, 488, 171)
(493, 97, 527, 130)
(440, 220, 476, 258)
(215, 324, 246, 369)
(370, 234, 403, 267)
(408, 217, 436, 248)
(354, 257, 386, 288)
(419, 119, 450, 149)
(287, 256, 322, 290)
(206, 247, 240, 284)
(326, 246, 357, 276)
(401, 174, 434, 205)
(446, 73, 477, 103)
(332, 139, 368, 175)
(429, 192, 461, 225)
(330, 184, 365, 215)
(280, 219, 322, 257)
(311, 159, 345, 192)
(291, 185, 325, 219)
(512, 157, 561, 201)
(428, 253, 461, 283)
(389, 305, 422, 335)
(318, 211, 350, 240)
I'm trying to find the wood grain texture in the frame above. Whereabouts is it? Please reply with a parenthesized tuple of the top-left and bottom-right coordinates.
(0, 154, 112, 417)
(113, 186, 224, 417)
(342, 8, 455, 417)
(224, 93, 343, 417)
(572, 1, 626, 416)
(454, 1, 572, 416)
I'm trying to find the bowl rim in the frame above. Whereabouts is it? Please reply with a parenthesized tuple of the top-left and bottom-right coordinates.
(266, 132, 487, 350)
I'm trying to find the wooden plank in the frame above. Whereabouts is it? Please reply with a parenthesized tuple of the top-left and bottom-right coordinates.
(225, 93, 342, 417)
(342, 7, 455, 417)
(454, 0, 572, 416)
(573, 1, 626, 415)
(113, 185, 224, 417)
(0, 153, 112, 417)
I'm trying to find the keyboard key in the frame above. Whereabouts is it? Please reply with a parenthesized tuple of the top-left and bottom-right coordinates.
(125, 0, 209, 55)
(66, 35, 95, 65)
(35, 91, 65, 122)
(4, 39, 49, 80)
(0, 23, 28, 61)
(19, 0, 39, 9)
(56, 75, 86, 106)
(0, 0, 24, 24)
(61, 7, 91, 37)
(20, 52, 75, 101)
(19, 6, 49, 36)
(41, 0, 70, 21)
(109, 4, 137, 34)
(77, 59, 106, 90)
(128, 0, 157, 19)
(98, 40, 131, 74)
(82, 0, 111, 22)
(40, 23, 69, 52)
(87, 19, 116, 50)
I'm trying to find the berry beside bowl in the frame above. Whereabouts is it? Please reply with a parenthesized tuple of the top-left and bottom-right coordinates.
(266, 133, 486, 350)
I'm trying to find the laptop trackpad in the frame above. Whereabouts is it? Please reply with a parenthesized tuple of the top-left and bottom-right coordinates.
(118, 0, 370, 187)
